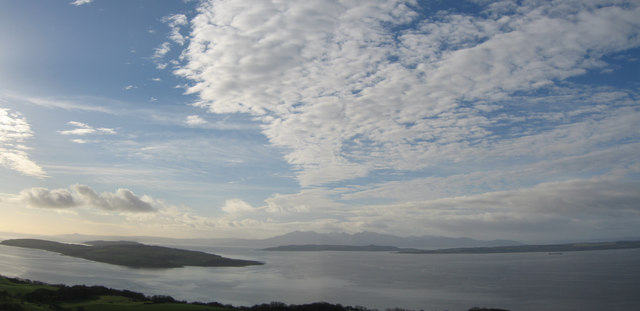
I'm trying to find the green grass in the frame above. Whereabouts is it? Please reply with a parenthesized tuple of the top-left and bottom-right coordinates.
(0, 276, 234, 311)
(0, 275, 436, 311)
(61, 296, 230, 311)
(0, 277, 58, 296)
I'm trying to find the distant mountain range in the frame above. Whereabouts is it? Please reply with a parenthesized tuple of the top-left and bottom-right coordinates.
(2, 230, 521, 249)
(250, 231, 522, 249)
(262, 244, 406, 252)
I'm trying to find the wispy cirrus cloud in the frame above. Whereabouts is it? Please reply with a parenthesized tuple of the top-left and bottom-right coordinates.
(176, 0, 640, 187)
(58, 121, 116, 136)
(11, 94, 113, 113)
(0, 107, 46, 178)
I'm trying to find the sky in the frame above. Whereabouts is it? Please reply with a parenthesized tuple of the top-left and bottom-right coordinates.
(0, 0, 639, 242)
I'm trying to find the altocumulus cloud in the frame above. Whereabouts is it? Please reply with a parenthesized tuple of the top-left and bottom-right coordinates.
(176, 0, 640, 186)
(18, 184, 156, 213)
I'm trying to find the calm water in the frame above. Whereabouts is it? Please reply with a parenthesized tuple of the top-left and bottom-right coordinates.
(0, 242, 639, 310)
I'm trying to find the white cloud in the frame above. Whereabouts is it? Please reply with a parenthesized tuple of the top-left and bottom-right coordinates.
(185, 115, 207, 126)
(58, 121, 116, 137)
(153, 42, 171, 59)
(177, 0, 640, 187)
(70, 0, 93, 6)
(221, 198, 259, 215)
(163, 14, 189, 45)
(0, 107, 46, 178)
(17, 184, 155, 213)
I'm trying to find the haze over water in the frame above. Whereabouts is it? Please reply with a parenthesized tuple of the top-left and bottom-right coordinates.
(2, 243, 639, 311)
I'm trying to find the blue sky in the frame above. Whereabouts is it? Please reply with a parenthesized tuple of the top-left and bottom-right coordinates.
(1, 0, 639, 241)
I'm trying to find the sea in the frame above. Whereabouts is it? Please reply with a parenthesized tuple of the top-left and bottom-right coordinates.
(1, 242, 639, 311)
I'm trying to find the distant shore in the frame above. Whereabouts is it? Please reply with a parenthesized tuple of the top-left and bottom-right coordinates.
(399, 240, 640, 254)
(261, 240, 640, 255)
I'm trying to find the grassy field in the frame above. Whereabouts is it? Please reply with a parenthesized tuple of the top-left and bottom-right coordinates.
(0, 276, 233, 311)
(2, 276, 425, 311)
(0, 275, 509, 311)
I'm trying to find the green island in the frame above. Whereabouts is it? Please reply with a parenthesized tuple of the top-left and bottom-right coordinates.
(0, 275, 507, 311)
(0, 239, 262, 268)
(399, 240, 640, 254)
(262, 244, 404, 252)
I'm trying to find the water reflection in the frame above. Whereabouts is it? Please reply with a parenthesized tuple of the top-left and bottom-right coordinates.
(1, 244, 639, 310)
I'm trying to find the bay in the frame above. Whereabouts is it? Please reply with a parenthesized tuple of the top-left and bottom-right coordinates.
(1, 242, 639, 310)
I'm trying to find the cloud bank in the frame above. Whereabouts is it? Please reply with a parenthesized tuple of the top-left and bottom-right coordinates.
(116, 175, 640, 241)
(176, 0, 640, 187)
(18, 184, 156, 213)
(359, 176, 640, 240)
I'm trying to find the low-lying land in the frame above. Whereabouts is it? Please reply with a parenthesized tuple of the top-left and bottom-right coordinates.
(399, 240, 640, 254)
(0, 275, 507, 311)
(0, 239, 262, 268)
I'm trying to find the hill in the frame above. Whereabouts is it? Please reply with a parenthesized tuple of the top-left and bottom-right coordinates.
(262, 244, 406, 252)
(0, 239, 262, 268)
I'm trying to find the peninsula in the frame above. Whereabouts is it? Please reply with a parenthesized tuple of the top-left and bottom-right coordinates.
(0, 239, 262, 268)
